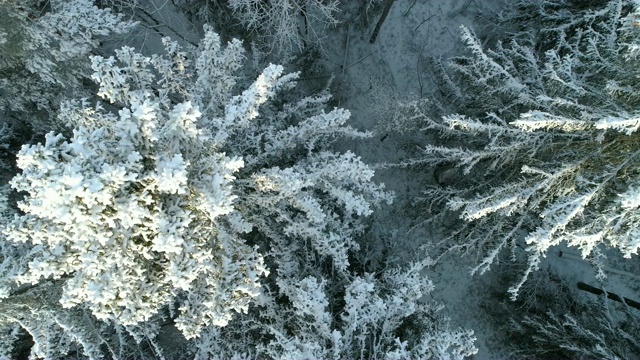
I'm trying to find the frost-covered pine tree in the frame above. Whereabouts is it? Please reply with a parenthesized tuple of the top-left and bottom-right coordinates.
(517, 301, 640, 359)
(0, 0, 134, 134)
(495, 269, 640, 359)
(0, 183, 154, 359)
(396, 0, 640, 298)
(194, 255, 477, 359)
(3, 33, 275, 343)
(0, 26, 475, 358)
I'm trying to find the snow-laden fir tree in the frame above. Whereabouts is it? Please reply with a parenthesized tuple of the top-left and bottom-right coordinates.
(0, 183, 153, 359)
(393, 0, 640, 298)
(495, 268, 640, 359)
(0, 0, 134, 134)
(517, 298, 640, 359)
(1, 26, 476, 358)
(194, 255, 477, 359)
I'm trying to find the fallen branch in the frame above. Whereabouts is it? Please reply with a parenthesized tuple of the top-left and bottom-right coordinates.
(342, 24, 350, 75)
(415, 14, 437, 32)
(403, 0, 418, 17)
(344, 52, 372, 72)
(558, 251, 640, 280)
(577, 281, 640, 311)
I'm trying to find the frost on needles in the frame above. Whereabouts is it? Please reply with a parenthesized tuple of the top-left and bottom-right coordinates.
(400, 0, 640, 299)
(0, 0, 135, 135)
(0, 25, 475, 359)
(4, 42, 270, 340)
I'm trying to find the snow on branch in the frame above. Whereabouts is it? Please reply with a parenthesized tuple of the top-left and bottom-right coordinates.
(401, 0, 640, 299)
(0, 22, 413, 357)
(227, 0, 340, 55)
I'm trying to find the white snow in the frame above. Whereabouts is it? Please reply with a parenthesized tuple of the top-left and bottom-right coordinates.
(5, 0, 640, 358)
(311, 0, 640, 358)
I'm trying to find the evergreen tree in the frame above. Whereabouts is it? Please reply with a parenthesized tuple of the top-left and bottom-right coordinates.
(0, 25, 476, 358)
(0, 0, 134, 134)
(396, 0, 640, 298)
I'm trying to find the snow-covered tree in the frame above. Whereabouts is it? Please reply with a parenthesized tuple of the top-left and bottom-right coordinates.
(226, 0, 341, 56)
(0, 282, 154, 359)
(0, 23, 477, 357)
(395, 0, 640, 298)
(3, 40, 272, 342)
(0, 0, 135, 134)
(0, 24, 458, 357)
(194, 256, 477, 359)
(518, 304, 640, 359)
(497, 269, 640, 359)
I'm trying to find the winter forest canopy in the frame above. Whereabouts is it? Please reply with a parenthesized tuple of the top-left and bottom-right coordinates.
(1, 0, 640, 358)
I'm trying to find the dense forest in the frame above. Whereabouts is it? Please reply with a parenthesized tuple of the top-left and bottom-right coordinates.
(1, 0, 639, 358)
